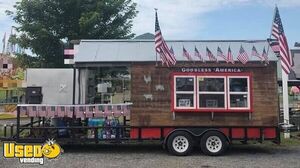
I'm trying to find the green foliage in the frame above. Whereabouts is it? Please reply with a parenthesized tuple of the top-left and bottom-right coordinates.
(13, 53, 41, 69)
(11, 67, 26, 80)
(8, 34, 18, 45)
(7, 0, 137, 68)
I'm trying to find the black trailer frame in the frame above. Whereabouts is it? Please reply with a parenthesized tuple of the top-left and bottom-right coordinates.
(0, 106, 280, 145)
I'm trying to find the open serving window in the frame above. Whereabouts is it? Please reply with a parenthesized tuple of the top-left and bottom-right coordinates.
(172, 73, 252, 113)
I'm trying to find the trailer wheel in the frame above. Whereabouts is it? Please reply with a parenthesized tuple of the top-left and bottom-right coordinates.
(167, 131, 194, 156)
(200, 131, 228, 156)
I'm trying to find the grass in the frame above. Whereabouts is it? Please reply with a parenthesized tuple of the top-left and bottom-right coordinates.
(251, 132, 300, 147)
(0, 113, 29, 120)
(280, 132, 300, 146)
(0, 124, 17, 137)
(0, 128, 3, 137)
(0, 113, 16, 119)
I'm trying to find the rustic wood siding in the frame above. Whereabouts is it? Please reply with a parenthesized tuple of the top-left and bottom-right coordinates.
(131, 62, 279, 127)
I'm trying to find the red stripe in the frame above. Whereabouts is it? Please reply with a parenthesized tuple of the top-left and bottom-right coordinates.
(154, 18, 176, 66)
(155, 31, 161, 37)
(279, 36, 291, 68)
(281, 65, 289, 74)
(280, 54, 289, 67)
(272, 28, 279, 34)
(272, 17, 292, 74)
(162, 42, 175, 63)
(237, 53, 248, 64)
(281, 60, 289, 72)
(160, 42, 176, 65)
(64, 49, 74, 55)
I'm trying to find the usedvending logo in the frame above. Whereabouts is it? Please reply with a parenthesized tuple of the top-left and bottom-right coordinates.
(3, 139, 62, 165)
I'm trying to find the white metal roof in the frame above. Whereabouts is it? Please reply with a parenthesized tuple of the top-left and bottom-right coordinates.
(74, 39, 277, 63)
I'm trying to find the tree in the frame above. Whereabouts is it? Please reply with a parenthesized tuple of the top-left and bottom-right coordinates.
(13, 53, 41, 69)
(7, 0, 137, 68)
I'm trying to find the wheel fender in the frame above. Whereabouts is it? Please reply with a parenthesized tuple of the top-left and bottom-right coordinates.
(200, 129, 230, 143)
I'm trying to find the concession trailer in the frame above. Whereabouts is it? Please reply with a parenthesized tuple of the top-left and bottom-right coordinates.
(1, 39, 281, 156)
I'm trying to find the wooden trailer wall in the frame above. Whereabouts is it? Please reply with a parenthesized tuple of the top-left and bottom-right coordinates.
(131, 61, 279, 127)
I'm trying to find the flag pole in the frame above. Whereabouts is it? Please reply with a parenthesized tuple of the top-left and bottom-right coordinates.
(2, 32, 6, 54)
(266, 5, 277, 56)
(155, 8, 158, 67)
(155, 52, 158, 66)
(282, 68, 290, 139)
(270, 5, 290, 138)
(276, 5, 290, 139)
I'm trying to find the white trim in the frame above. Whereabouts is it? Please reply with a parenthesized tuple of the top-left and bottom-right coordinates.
(172, 74, 252, 111)
(199, 92, 225, 94)
(227, 76, 250, 110)
(174, 76, 196, 109)
(176, 91, 194, 94)
(229, 92, 248, 94)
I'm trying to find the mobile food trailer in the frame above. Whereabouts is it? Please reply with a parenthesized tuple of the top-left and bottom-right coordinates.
(1, 39, 280, 156)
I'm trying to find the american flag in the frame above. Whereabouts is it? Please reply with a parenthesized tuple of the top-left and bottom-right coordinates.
(251, 46, 263, 61)
(67, 106, 74, 118)
(28, 106, 37, 117)
(64, 49, 75, 56)
(194, 46, 203, 61)
(268, 38, 280, 53)
(85, 106, 94, 118)
(2, 32, 6, 53)
(217, 47, 227, 62)
(237, 45, 249, 64)
(227, 46, 234, 64)
(155, 11, 176, 66)
(57, 106, 66, 117)
(2, 32, 5, 44)
(206, 47, 217, 62)
(262, 47, 269, 64)
(46, 106, 56, 117)
(271, 6, 293, 74)
(183, 46, 193, 61)
(170, 46, 174, 55)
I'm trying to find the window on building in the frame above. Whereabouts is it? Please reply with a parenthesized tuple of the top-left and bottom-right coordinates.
(174, 76, 195, 109)
(228, 77, 249, 109)
(198, 77, 225, 108)
(173, 74, 251, 112)
(3, 64, 8, 69)
(86, 66, 131, 104)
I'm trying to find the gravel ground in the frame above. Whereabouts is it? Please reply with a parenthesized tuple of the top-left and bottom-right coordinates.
(1, 143, 300, 168)
(0, 118, 30, 126)
(1, 118, 299, 168)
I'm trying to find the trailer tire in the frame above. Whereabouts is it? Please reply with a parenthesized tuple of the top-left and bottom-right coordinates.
(200, 131, 228, 156)
(167, 131, 194, 156)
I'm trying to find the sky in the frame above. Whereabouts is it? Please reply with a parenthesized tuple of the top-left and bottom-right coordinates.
(0, 0, 300, 53)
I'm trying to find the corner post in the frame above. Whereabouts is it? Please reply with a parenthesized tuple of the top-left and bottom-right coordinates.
(282, 71, 290, 138)
(16, 106, 20, 141)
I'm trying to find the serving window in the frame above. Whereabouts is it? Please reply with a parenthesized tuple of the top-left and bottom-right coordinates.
(172, 73, 252, 112)
(174, 76, 196, 109)
(198, 77, 226, 109)
(228, 77, 250, 109)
